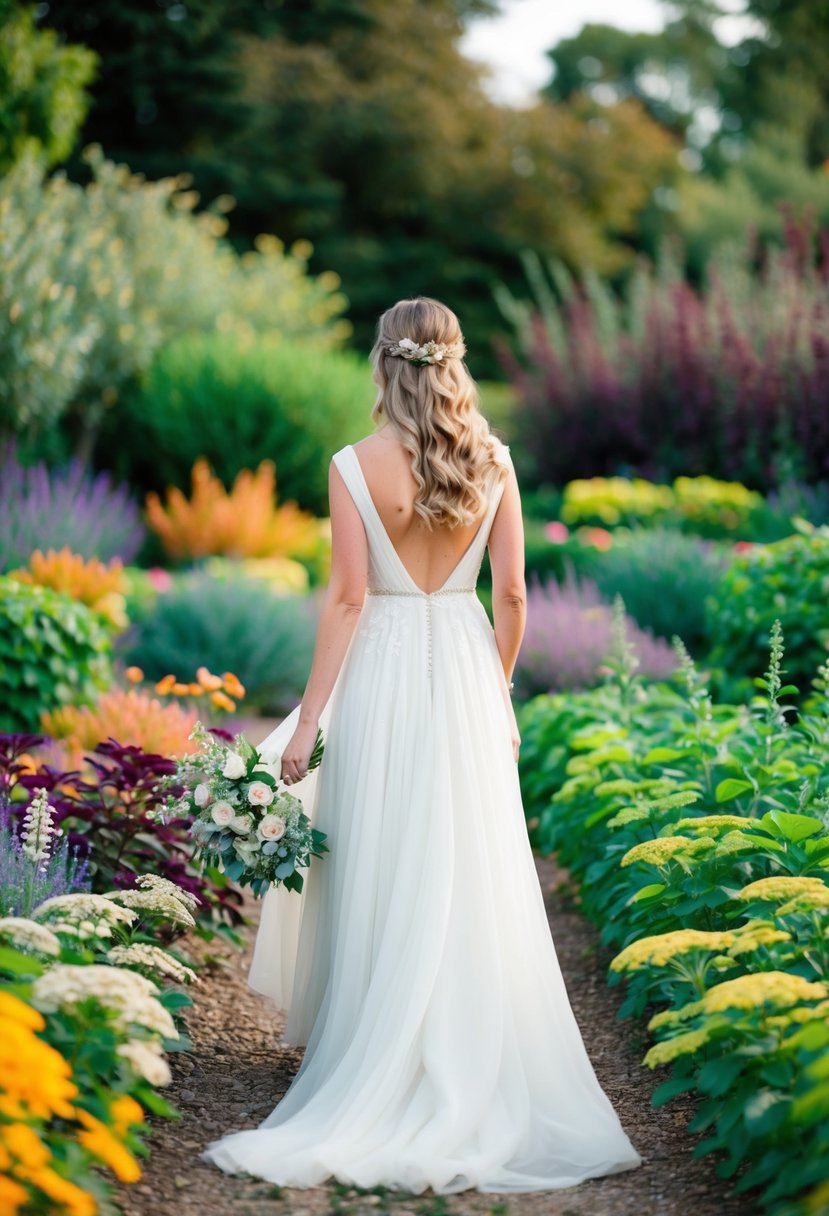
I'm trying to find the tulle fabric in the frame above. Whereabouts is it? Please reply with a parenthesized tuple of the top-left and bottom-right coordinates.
(202, 443, 641, 1193)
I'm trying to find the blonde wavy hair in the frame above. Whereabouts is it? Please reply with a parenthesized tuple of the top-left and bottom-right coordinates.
(370, 297, 505, 529)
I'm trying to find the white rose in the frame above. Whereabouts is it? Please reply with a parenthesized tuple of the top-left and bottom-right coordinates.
(210, 801, 235, 827)
(222, 752, 246, 780)
(247, 781, 274, 807)
(398, 338, 416, 350)
(230, 813, 253, 835)
(257, 815, 286, 842)
(193, 783, 212, 807)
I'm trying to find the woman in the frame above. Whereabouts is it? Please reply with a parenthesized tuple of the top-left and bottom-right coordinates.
(202, 297, 641, 1193)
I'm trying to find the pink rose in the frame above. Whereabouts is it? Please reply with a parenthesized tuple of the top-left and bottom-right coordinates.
(247, 781, 274, 807)
(257, 815, 286, 842)
(210, 801, 235, 827)
(194, 783, 212, 808)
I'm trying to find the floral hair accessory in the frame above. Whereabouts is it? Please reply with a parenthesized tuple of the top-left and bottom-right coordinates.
(386, 337, 465, 366)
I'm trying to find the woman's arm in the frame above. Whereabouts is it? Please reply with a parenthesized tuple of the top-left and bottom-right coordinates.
(487, 463, 526, 761)
(281, 461, 368, 784)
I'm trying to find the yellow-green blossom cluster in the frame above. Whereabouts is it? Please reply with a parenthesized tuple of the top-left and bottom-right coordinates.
(611, 929, 735, 973)
(673, 815, 760, 834)
(726, 922, 792, 958)
(777, 889, 829, 915)
(621, 835, 714, 868)
(737, 877, 829, 903)
(644, 1028, 712, 1068)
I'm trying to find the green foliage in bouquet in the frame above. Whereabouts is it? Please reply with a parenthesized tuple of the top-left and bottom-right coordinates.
(0, 576, 111, 731)
(166, 723, 327, 897)
(707, 525, 829, 700)
(517, 622, 829, 1214)
(108, 334, 372, 515)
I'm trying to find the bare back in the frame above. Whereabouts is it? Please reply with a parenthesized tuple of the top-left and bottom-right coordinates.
(352, 431, 489, 596)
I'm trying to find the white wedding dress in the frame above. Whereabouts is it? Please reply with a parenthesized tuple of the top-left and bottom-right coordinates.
(202, 442, 641, 1193)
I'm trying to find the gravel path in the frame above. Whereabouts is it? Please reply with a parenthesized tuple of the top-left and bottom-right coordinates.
(116, 858, 753, 1216)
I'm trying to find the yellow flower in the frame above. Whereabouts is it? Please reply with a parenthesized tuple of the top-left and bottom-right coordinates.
(196, 666, 224, 692)
(727, 922, 791, 957)
(644, 1028, 711, 1068)
(124, 666, 144, 684)
(109, 1094, 144, 1133)
(0, 1175, 28, 1215)
(700, 971, 828, 1013)
(777, 889, 829, 915)
(75, 1109, 141, 1183)
(210, 690, 236, 713)
(0, 996, 78, 1121)
(621, 836, 714, 867)
(0, 992, 44, 1032)
(736, 877, 829, 902)
(674, 815, 760, 833)
(611, 929, 735, 972)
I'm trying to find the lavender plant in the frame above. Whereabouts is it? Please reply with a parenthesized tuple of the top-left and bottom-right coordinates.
(515, 576, 677, 697)
(0, 789, 90, 917)
(0, 444, 144, 570)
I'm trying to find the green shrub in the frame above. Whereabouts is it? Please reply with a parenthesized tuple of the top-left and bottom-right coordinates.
(591, 528, 727, 653)
(0, 577, 112, 731)
(517, 626, 829, 1214)
(0, 152, 348, 448)
(120, 573, 317, 715)
(707, 526, 829, 699)
(105, 335, 373, 515)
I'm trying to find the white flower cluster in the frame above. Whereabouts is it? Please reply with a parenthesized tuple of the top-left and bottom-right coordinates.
(107, 888, 196, 929)
(32, 963, 178, 1040)
(0, 916, 61, 957)
(107, 943, 196, 985)
(21, 788, 61, 869)
(34, 892, 138, 941)
(386, 337, 465, 366)
(135, 873, 201, 912)
(117, 1038, 172, 1087)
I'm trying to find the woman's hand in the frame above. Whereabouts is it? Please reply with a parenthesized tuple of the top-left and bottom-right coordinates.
(281, 721, 319, 785)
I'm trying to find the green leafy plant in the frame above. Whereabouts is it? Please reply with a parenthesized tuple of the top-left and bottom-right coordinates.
(107, 334, 373, 515)
(0, 576, 112, 731)
(707, 525, 829, 700)
(517, 625, 829, 1213)
(120, 572, 316, 716)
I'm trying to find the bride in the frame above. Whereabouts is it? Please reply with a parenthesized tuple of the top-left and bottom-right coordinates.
(202, 297, 641, 1193)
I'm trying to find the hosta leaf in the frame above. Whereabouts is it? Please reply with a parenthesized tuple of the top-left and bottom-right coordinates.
(715, 778, 754, 802)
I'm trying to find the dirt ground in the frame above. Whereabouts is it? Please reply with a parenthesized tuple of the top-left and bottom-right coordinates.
(115, 856, 756, 1216)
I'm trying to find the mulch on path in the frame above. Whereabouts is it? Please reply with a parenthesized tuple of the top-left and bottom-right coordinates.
(116, 858, 753, 1216)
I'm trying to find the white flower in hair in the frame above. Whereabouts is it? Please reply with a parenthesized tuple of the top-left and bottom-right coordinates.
(386, 337, 465, 366)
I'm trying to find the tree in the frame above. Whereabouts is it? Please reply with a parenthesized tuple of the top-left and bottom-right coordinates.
(0, 1, 96, 173)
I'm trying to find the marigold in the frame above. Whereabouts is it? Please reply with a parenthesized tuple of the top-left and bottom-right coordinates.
(0, 1175, 27, 1214)
(125, 665, 144, 684)
(0, 999, 78, 1122)
(611, 929, 735, 972)
(76, 1108, 141, 1183)
(196, 665, 224, 692)
(210, 690, 236, 713)
(109, 1094, 144, 1132)
(154, 673, 176, 695)
(736, 876, 829, 902)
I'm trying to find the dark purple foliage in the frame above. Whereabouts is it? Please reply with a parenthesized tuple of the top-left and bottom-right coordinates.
(0, 443, 145, 571)
(507, 217, 829, 492)
(516, 577, 677, 697)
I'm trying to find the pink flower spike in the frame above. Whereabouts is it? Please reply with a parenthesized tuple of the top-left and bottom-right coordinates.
(544, 521, 570, 544)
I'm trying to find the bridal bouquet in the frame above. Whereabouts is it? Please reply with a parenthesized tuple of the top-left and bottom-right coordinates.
(163, 722, 327, 896)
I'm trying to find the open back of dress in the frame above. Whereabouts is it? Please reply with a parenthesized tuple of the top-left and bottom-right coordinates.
(202, 441, 641, 1193)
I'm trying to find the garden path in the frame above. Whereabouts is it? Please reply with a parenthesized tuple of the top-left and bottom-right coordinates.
(116, 858, 754, 1216)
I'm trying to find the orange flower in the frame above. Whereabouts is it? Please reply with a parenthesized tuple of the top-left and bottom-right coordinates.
(75, 1109, 141, 1183)
(188, 683, 203, 697)
(196, 666, 224, 692)
(171, 682, 192, 697)
(124, 666, 144, 684)
(0, 1175, 27, 1215)
(154, 674, 176, 695)
(221, 672, 246, 700)
(210, 690, 236, 713)
(109, 1094, 144, 1133)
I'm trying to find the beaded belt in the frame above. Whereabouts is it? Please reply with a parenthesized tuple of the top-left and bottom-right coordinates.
(366, 587, 475, 598)
(364, 586, 476, 679)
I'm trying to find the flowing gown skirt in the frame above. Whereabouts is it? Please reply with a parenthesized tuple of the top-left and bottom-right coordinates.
(202, 444, 641, 1192)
